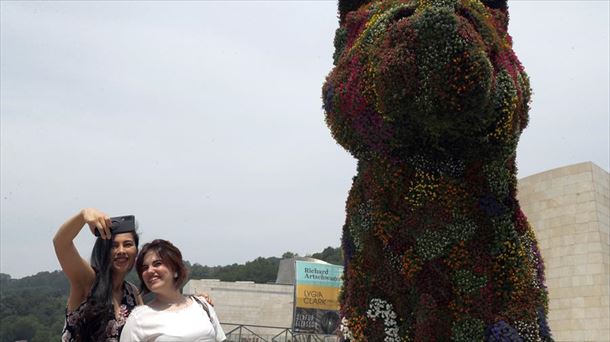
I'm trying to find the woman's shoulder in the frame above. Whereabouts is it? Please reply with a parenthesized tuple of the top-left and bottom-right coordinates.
(191, 296, 212, 310)
(192, 295, 208, 303)
(190, 295, 219, 319)
(129, 304, 153, 317)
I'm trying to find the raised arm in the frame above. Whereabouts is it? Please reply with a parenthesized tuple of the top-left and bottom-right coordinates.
(53, 208, 112, 311)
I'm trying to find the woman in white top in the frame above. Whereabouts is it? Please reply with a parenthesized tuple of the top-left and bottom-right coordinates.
(120, 239, 226, 342)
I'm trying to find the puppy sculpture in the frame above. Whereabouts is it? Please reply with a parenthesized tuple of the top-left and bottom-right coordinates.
(322, 0, 552, 340)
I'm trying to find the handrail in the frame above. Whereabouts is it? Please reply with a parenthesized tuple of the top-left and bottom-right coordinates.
(222, 322, 292, 330)
(221, 323, 339, 342)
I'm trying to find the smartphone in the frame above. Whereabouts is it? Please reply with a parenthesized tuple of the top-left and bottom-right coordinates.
(93, 215, 136, 236)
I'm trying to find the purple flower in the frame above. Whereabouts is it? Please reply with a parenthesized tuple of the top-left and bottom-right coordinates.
(537, 308, 552, 340)
(486, 320, 523, 342)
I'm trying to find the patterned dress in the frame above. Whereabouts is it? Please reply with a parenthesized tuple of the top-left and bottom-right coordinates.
(61, 281, 138, 342)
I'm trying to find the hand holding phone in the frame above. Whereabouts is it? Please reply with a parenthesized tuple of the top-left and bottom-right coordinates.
(93, 215, 136, 237)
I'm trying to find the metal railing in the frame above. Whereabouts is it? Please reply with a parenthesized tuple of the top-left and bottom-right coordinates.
(222, 323, 340, 342)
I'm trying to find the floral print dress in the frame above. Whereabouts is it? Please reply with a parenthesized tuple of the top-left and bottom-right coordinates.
(61, 281, 138, 342)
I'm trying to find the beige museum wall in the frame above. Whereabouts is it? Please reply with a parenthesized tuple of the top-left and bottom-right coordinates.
(518, 162, 610, 342)
(184, 279, 295, 337)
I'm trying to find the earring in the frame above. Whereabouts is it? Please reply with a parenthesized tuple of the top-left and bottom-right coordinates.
(174, 272, 178, 278)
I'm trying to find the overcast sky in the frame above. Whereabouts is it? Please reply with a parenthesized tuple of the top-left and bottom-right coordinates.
(1, 1, 608, 279)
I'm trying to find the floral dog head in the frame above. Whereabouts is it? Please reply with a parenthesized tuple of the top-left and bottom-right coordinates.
(323, 0, 530, 161)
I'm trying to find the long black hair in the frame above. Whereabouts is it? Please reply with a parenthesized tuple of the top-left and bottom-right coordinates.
(74, 231, 139, 342)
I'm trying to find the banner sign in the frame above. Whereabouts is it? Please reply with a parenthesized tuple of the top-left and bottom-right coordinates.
(293, 260, 343, 334)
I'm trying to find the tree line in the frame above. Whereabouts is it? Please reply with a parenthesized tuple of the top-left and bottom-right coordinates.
(0, 247, 342, 342)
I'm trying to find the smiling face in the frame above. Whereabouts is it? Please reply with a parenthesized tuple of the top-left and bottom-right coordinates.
(111, 232, 138, 275)
(135, 239, 188, 295)
(139, 250, 177, 295)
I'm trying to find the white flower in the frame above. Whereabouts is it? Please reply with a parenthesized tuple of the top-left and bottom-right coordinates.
(340, 316, 354, 340)
(367, 298, 401, 341)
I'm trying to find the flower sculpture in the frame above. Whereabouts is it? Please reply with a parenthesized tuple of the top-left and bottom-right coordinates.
(322, 0, 552, 340)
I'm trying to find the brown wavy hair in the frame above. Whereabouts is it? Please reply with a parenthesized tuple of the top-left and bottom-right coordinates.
(135, 239, 188, 294)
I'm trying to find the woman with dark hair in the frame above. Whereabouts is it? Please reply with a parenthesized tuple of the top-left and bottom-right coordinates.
(53, 208, 142, 342)
(120, 239, 226, 342)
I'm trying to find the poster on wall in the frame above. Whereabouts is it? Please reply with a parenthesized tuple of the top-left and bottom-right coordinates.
(293, 260, 343, 335)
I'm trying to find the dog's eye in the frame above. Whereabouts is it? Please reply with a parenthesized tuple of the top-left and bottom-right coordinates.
(392, 7, 415, 22)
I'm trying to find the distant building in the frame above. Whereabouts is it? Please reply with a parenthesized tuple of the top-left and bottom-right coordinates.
(185, 162, 610, 342)
(276, 256, 332, 285)
(184, 257, 329, 338)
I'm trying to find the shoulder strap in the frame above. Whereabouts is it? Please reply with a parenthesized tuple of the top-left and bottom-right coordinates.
(191, 295, 218, 338)
(191, 295, 212, 321)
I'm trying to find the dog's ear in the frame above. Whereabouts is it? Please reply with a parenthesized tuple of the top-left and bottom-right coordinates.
(339, 0, 372, 24)
(481, 0, 507, 10)
(481, 0, 509, 31)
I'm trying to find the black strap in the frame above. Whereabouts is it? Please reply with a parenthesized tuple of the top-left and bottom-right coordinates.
(191, 295, 212, 322)
(192, 296, 223, 341)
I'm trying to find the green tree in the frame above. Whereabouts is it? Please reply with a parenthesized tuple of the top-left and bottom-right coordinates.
(310, 246, 343, 265)
(281, 251, 295, 259)
(1, 315, 39, 342)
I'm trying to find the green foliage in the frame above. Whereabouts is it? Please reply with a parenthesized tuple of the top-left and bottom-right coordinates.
(0, 272, 67, 342)
(310, 246, 344, 265)
(188, 247, 342, 283)
(451, 318, 485, 341)
(0, 314, 60, 342)
(452, 270, 487, 295)
(281, 251, 296, 259)
(189, 257, 281, 283)
(1, 271, 69, 297)
(333, 27, 348, 65)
